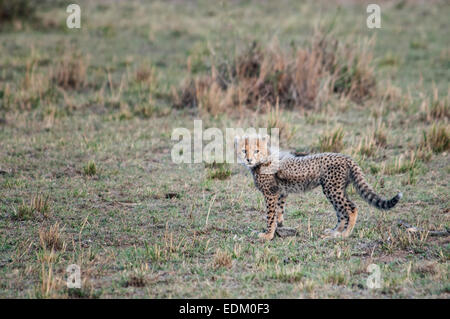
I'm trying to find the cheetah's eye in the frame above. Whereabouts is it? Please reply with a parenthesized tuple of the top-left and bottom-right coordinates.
(254, 150, 259, 154)
(242, 149, 246, 154)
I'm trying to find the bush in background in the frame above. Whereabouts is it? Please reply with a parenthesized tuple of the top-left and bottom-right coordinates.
(172, 30, 376, 114)
(0, 0, 36, 23)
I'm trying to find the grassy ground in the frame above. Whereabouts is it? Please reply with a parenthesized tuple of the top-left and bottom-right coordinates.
(0, 0, 449, 298)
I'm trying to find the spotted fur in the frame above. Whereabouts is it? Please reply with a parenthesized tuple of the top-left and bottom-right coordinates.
(235, 135, 402, 240)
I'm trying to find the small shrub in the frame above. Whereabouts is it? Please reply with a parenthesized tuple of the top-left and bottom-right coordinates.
(32, 194, 51, 217)
(421, 88, 450, 122)
(382, 153, 419, 175)
(264, 101, 297, 143)
(171, 78, 197, 109)
(83, 160, 97, 176)
(429, 99, 449, 121)
(332, 37, 376, 102)
(421, 124, 449, 154)
(36, 249, 62, 299)
(256, 247, 279, 268)
(52, 51, 89, 90)
(271, 266, 304, 283)
(403, 168, 417, 186)
(135, 65, 155, 84)
(297, 278, 316, 293)
(0, 0, 36, 24)
(369, 163, 380, 175)
(134, 64, 159, 94)
(318, 127, 344, 152)
(122, 269, 147, 288)
(213, 248, 232, 269)
(172, 29, 376, 113)
(12, 194, 51, 220)
(134, 103, 155, 118)
(206, 162, 231, 180)
(378, 53, 400, 67)
(39, 223, 64, 250)
(374, 122, 388, 147)
(4, 55, 51, 111)
(380, 225, 429, 254)
(356, 134, 377, 157)
(415, 144, 432, 162)
(325, 271, 348, 286)
(414, 262, 439, 278)
(13, 201, 35, 221)
(172, 74, 235, 115)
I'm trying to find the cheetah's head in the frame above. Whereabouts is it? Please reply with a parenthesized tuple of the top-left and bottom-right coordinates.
(235, 134, 270, 168)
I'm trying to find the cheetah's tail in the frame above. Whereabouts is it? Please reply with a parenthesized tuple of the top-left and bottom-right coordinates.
(349, 161, 402, 210)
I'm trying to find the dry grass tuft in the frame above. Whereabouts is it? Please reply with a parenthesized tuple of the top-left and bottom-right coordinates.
(32, 194, 51, 217)
(382, 152, 419, 175)
(83, 160, 97, 176)
(5, 53, 51, 111)
(421, 124, 450, 154)
(354, 121, 387, 158)
(325, 271, 348, 286)
(415, 144, 433, 162)
(206, 162, 231, 180)
(380, 225, 429, 254)
(271, 266, 305, 283)
(123, 268, 148, 288)
(332, 37, 376, 103)
(414, 262, 440, 278)
(373, 121, 388, 147)
(318, 126, 344, 152)
(52, 50, 89, 90)
(213, 248, 232, 269)
(134, 64, 159, 94)
(264, 101, 297, 143)
(356, 134, 377, 158)
(421, 88, 450, 122)
(172, 30, 376, 114)
(37, 249, 63, 298)
(12, 194, 51, 220)
(135, 65, 155, 84)
(13, 201, 36, 221)
(39, 222, 64, 251)
(172, 72, 235, 115)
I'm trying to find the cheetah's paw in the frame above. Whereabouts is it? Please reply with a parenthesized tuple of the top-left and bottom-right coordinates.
(321, 228, 343, 239)
(258, 232, 274, 241)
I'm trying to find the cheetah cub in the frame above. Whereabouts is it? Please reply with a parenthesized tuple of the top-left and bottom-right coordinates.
(235, 134, 402, 241)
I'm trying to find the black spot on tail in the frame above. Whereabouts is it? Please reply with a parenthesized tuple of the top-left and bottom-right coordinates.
(379, 192, 403, 210)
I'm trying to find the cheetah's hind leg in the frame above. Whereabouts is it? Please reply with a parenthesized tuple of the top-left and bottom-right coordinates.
(321, 183, 357, 239)
(322, 202, 358, 239)
(322, 212, 346, 238)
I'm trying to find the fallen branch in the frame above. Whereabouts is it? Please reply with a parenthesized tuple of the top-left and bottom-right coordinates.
(397, 220, 449, 237)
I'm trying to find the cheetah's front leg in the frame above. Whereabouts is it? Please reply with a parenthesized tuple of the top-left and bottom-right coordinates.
(258, 194, 278, 241)
(276, 194, 287, 227)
